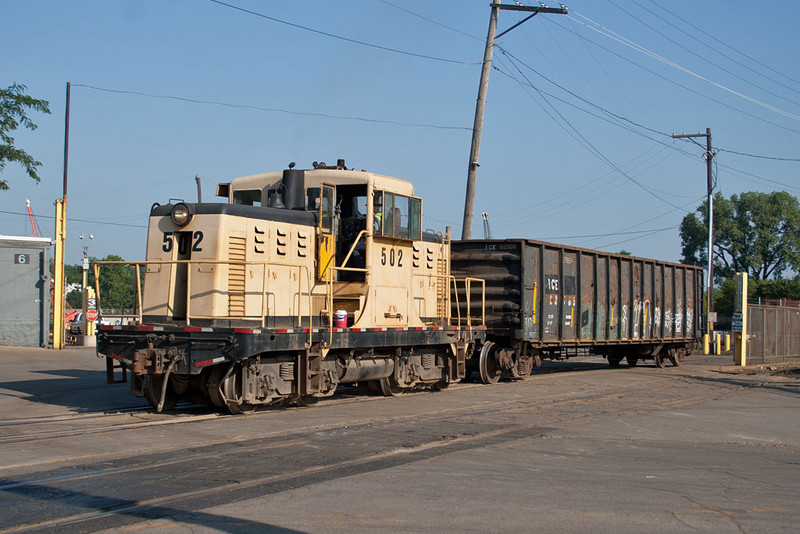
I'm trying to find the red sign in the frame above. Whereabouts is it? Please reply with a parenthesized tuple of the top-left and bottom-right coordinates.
(86, 309, 98, 322)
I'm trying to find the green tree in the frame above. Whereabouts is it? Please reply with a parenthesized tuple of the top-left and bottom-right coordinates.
(56, 255, 142, 312)
(715, 275, 800, 316)
(0, 83, 51, 190)
(95, 255, 141, 311)
(680, 191, 800, 282)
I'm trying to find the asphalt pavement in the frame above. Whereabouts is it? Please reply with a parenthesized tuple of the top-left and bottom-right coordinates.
(0, 345, 798, 533)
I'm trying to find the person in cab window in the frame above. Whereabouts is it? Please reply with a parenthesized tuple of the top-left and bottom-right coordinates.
(373, 195, 383, 235)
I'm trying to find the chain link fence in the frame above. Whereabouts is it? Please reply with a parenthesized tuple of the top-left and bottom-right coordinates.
(747, 303, 800, 364)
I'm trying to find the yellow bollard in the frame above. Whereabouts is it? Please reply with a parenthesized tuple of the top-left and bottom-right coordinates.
(703, 334, 709, 355)
(724, 333, 731, 353)
(715, 333, 721, 355)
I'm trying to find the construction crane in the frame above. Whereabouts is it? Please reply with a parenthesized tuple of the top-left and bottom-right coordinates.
(25, 199, 40, 237)
(482, 212, 492, 239)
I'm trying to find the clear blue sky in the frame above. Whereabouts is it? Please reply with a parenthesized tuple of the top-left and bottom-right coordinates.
(2, 0, 799, 265)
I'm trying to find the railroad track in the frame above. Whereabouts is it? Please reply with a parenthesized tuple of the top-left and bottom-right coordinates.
(0, 370, 738, 533)
(0, 363, 680, 449)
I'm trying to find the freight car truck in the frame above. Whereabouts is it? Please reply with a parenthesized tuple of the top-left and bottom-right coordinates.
(451, 239, 703, 383)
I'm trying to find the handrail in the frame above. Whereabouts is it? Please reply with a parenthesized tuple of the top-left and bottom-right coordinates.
(324, 263, 369, 346)
(339, 229, 368, 270)
(448, 275, 485, 328)
(93, 259, 314, 346)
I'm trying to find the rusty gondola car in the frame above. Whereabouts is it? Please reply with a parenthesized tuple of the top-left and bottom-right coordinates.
(451, 239, 703, 383)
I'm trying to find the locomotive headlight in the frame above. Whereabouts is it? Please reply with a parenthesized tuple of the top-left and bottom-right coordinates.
(171, 203, 193, 226)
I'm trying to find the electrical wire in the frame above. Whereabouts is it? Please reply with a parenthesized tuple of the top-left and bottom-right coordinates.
(72, 84, 472, 131)
(642, 0, 800, 94)
(539, 225, 676, 241)
(208, 0, 475, 65)
(716, 149, 800, 162)
(608, 0, 800, 109)
(495, 51, 689, 212)
(543, 16, 800, 135)
(569, 11, 800, 124)
(0, 209, 147, 229)
(377, 0, 482, 42)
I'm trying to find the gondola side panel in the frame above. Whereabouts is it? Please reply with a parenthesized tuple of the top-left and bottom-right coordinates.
(579, 252, 595, 341)
(543, 247, 561, 342)
(595, 256, 609, 341)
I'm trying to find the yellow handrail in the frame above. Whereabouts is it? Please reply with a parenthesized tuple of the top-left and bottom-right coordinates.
(93, 259, 314, 346)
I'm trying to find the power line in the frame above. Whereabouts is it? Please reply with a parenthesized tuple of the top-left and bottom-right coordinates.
(0, 209, 147, 229)
(544, 17, 800, 135)
(499, 52, 687, 212)
(208, 0, 474, 65)
(569, 11, 800, 125)
(716, 149, 800, 162)
(378, 0, 482, 42)
(608, 0, 800, 109)
(73, 84, 472, 131)
(539, 225, 676, 241)
(642, 0, 800, 94)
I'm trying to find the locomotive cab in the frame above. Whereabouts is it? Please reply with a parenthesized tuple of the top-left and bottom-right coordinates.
(140, 159, 449, 330)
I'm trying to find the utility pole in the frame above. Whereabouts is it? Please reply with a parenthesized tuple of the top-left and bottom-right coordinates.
(53, 82, 71, 350)
(461, 2, 567, 240)
(672, 128, 715, 348)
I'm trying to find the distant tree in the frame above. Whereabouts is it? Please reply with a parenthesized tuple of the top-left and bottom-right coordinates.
(680, 191, 800, 282)
(0, 83, 51, 190)
(715, 275, 800, 316)
(57, 255, 141, 312)
(95, 255, 141, 311)
(617, 249, 632, 256)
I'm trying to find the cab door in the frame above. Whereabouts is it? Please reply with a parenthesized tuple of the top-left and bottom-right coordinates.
(314, 184, 336, 281)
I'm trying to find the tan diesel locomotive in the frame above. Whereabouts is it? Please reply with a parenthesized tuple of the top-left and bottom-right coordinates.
(96, 160, 485, 413)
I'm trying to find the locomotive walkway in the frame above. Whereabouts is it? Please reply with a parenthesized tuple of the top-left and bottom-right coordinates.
(0, 345, 798, 533)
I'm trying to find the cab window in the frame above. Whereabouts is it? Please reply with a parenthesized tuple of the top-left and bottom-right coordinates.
(232, 189, 261, 206)
(306, 186, 335, 232)
(375, 190, 421, 240)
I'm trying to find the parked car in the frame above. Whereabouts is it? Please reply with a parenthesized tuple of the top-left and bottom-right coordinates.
(69, 313, 82, 335)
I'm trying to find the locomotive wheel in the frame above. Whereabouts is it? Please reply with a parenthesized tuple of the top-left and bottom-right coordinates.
(654, 352, 666, 368)
(479, 342, 501, 384)
(626, 356, 639, 368)
(379, 377, 405, 397)
(143, 375, 177, 412)
(205, 366, 228, 408)
(226, 401, 257, 415)
(293, 395, 320, 406)
(364, 380, 382, 393)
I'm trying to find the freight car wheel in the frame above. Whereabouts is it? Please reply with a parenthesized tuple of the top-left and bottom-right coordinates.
(143, 375, 177, 411)
(626, 356, 638, 368)
(608, 355, 623, 368)
(667, 348, 681, 367)
(479, 342, 502, 384)
(654, 352, 666, 368)
(512, 354, 533, 379)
